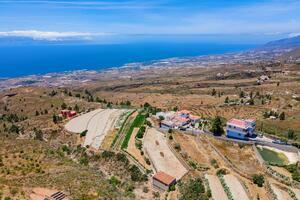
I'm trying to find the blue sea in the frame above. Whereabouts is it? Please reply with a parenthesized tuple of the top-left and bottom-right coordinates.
(0, 43, 256, 78)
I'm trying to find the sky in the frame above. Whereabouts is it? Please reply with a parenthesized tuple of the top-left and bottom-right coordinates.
(0, 0, 300, 44)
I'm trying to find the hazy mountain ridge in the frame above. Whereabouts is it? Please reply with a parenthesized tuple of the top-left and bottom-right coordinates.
(264, 35, 300, 48)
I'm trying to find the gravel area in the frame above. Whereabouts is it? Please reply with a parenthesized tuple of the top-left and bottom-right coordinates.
(65, 109, 126, 149)
(143, 128, 188, 180)
(205, 174, 228, 200)
(223, 174, 249, 200)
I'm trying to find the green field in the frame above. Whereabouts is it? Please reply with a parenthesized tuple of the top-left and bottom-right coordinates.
(121, 112, 146, 149)
(258, 147, 289, 165)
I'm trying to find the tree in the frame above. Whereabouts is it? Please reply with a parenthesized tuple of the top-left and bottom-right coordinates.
(53, 114, 58, 124)
(279, 112, 285, 120)
(34, 128, 43, 141)
(250, 91, 253, 99)
(74, 104, 80, 112)
(210, 116, 224, 136)
(263, 111, 269, 118)
(80, 130, 88, 137)
(9, 124, 19, 134)
(287, 129, 295, 140)
(224, 96, 229, 103)
(159, 116, 165, 121)
(35, 111, 40, 116)
(252, 174, 264, 187)
(125, 100, 131, 106)
(211, 89, 217, 96)
(61, 102, 67, 109)
(143, 102, 150, 108)
(248, 98, 255, 105)
(239, 90, 245, 98)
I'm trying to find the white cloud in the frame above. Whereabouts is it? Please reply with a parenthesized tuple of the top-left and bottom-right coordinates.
(0, 30, 110, 41)
(288, 33, 300, 38)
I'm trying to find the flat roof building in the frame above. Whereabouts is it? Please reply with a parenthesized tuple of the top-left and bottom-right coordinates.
(226, 118, 256, 140)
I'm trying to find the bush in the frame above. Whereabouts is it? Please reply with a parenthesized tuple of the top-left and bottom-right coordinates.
(174, 143, 181, 151)
(79, 156, 89, 166)
(178, 178, 207, 200)
(129, 165, 147, 182)
(109, 176, 121, 186)
(102, 151, 115, 159)
(143, 187, 149, 193)
(216, 168, 227, 176)
(252, 174, 264, 187)
(80, 130, 88, 137)
(116, 153, 129, 164)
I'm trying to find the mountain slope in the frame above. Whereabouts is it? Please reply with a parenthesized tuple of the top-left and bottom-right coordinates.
(264, 35, 300, 48)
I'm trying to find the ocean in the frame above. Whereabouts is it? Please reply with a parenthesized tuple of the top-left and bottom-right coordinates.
(0, 43, 256, 78)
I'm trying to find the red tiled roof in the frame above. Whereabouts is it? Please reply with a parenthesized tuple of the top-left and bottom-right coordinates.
(179, 110, 191, 114)
(227, 118, 247, 128)
(189, 115, 200, 120)
(153, 171, 176, 185)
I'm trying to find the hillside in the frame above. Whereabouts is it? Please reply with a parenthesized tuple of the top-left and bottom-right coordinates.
(264, 35, 300, 49)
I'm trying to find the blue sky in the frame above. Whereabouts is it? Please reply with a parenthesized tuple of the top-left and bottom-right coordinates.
(0, 0, 300, 43)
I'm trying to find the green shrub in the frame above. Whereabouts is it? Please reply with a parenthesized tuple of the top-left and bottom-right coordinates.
(80, 130, 88, 137)
(252, 174, 265, 187)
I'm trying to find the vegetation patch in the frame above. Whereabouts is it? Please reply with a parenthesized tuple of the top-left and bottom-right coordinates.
(178, 177, 211, 200)
(121, 112, 146, 149)
(258, 147, 288, 165)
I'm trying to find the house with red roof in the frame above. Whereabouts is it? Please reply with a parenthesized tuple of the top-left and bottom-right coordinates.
(153, 171, 176, 191)
(159, 110, 201, 129)
(61, 110, 77, 118)
(226, 118, 256, 140)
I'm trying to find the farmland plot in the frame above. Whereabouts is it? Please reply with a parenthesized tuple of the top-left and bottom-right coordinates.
(205, 174, 228, 200)
(271, 184, 292, 200)
(292, 188, 300, 200)
(143, 128, 188, 180)
(65, 109, 126, 149)
(223, 174, 249, 200)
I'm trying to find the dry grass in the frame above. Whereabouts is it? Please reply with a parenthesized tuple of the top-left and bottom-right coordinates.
(210, 138, 263, 175)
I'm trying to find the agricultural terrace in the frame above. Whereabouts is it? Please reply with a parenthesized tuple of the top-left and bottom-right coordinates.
(121, 112, 146, 149)
(210, 138, 263, 175)
(143, 128, 188, 180)
(270, 184, 291, 200)
(205, 174, 228, 200)
(223, 174, 249, 200)
(65, 109, 127, 149)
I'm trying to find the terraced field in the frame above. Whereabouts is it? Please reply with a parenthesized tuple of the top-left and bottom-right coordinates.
(223, 174, 249, 200)
(205, 174, 228, 200)
(65, 109, 127, 149)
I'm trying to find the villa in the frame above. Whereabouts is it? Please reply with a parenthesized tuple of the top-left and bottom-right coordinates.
(158, 110, 201, 129)
(226, 118, 256, 140)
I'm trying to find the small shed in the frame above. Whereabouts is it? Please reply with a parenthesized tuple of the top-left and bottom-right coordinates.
(153, 171, 176, 191)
